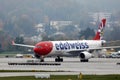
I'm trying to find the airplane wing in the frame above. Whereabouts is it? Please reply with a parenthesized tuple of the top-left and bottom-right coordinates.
(84, 46, 120, 50)
(12, 41, 35, 48)
(67, 46, 120, 53)
(95, 46, 120, 50)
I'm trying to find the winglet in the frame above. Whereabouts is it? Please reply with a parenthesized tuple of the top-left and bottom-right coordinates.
(12, 41, 15, 45)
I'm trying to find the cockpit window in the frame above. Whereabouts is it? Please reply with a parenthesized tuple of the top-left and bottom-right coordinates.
(36, 46, 42, 48)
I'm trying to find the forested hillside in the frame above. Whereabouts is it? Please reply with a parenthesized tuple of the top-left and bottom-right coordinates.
(0, 0, 120, 36)
(0, 0, 120, 51)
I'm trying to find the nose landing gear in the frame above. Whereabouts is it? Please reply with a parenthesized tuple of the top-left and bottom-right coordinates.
(40, 56, 44, 62)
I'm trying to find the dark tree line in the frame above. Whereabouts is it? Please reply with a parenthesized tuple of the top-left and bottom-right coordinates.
(79, 27, 95, 40)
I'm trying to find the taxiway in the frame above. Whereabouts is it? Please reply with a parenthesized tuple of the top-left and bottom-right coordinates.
(0, 57, 120, 77)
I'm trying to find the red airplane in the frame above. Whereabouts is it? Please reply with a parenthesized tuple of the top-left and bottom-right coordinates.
(12, 18, 120, 62)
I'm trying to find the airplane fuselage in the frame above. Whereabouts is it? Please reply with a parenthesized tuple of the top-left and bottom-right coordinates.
(33, 40, 104, 57)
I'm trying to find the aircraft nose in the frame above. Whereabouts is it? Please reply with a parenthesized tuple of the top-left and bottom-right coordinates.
(33, 41, 53, 56)
(33, 47, 40, 54)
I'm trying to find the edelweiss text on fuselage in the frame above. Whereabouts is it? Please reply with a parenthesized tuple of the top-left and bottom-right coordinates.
(55, 42, 89, 50)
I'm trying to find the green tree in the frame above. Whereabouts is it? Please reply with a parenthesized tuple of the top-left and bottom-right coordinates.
(14, 36, 25, 51)
(79, 27, 95, 40)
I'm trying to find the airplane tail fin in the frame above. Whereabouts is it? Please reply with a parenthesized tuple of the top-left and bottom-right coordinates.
(93, 18, 106, 40)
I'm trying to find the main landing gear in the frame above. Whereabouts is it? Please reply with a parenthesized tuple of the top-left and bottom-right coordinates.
(55, 56, 63, 62)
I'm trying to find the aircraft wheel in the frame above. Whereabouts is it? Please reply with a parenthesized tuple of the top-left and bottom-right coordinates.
(40, 59, 44, 62)
(40, 56, 44, 62)
(55, 57, 63, 62)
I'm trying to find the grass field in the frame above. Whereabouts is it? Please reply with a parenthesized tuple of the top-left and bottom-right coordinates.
(0, 75, 120, 80)
(0, 51, 20, 58)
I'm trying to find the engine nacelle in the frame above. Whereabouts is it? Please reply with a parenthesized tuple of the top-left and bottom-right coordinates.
(101, 40, 106, 46)
(80, 51, 92, 59)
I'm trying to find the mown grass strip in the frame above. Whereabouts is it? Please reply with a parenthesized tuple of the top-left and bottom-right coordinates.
(0, 75, 120, 80)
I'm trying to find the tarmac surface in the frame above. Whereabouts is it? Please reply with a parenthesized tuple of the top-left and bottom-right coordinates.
(0, 57, 120, 77)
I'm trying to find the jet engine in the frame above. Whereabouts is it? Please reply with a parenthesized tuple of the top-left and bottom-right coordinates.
(80, 51, 92, 60)
(101, 40, 106, 46)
